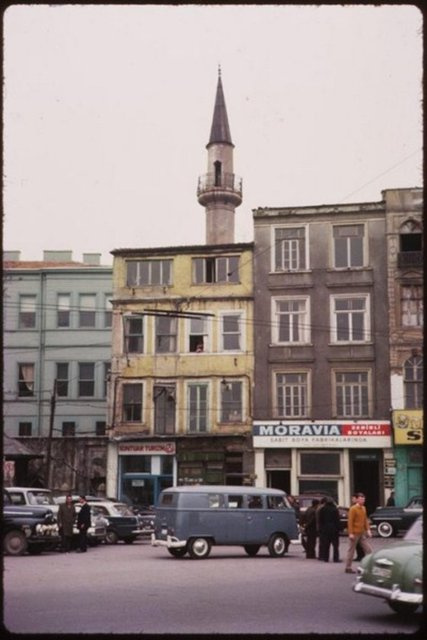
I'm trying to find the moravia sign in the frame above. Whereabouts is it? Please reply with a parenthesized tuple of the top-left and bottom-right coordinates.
(253, 421, 392, 448)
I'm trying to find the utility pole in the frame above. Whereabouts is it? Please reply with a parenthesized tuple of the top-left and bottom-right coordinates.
(45, 379, 57, 489)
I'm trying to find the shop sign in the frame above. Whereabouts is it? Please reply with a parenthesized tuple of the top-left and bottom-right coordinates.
(392, 410, 423, 445)
(118, 442, 176, 455)
(253, 421, 392, 448)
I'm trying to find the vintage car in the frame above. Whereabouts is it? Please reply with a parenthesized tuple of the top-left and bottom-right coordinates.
(6, 486, 58, 511)
(368, 496, 423, 538)
(3, 491, 60, 555)
(87, 501, 145, 544)
(353, 516, 423, 615)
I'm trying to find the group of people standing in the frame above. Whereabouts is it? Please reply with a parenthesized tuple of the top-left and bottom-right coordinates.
(299, 492, 372, 570)
(57, 495, 91, 553)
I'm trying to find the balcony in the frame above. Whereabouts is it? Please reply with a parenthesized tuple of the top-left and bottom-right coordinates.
(197, 172, 242, 207)
(397, 251, 423, 268)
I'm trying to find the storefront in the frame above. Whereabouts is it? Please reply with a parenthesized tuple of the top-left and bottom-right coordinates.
(253, 420, 393, 514)
(392, 410, 423, 506)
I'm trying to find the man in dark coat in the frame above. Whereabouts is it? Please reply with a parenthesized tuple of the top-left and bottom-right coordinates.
(301, 498, 320, 559)
(76, 495, 91, 552)
(57, 494, 76, 552)
(317, 496, 341, 562)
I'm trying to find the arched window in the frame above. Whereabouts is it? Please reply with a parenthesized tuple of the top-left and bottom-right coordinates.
(404, 356, 423, 409)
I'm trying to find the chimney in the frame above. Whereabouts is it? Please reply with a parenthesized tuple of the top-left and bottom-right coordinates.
(83, 253, 101, 266)
(43, 250, 73, 262)
(3, 251, 21, 261)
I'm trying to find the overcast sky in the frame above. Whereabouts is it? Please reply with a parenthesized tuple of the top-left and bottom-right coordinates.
(3, 4, 423, 265)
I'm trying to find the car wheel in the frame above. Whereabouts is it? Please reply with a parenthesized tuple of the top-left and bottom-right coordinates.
(388, 601, 419, 615)
(377, 521, 395, 538)
(188, 537, 211, 559)
(105, 530, 119, 545)
(167, 547, 188, 558)
(3, 530, 29, 556)
(268, 533, 287, 557)
(244, 544, 261, 557)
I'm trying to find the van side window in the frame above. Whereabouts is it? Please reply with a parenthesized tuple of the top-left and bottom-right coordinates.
(227, 494, 244, 508)
(267, 496, 286, 509)
(160, 493, 176, 506)
(208, 494, 224, 508)
(247, 495, 263, 509)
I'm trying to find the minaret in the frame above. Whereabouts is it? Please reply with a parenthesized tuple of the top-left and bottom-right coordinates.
(197, 67, 242, 245)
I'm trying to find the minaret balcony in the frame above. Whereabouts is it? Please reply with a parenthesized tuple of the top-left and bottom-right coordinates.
(197, 172, 243, 207)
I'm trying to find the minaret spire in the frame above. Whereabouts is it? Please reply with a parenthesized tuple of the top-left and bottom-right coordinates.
(197, 69, 242, 245)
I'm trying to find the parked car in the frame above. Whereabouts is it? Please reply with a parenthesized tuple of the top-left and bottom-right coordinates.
(3, 491, 60, 555)
(369, 496, 423, 538)
(6, 486, 58, 512)
(87, 501, 145, 544)
(353, 516, 423, 615)
(296, 493, 349, 533)
(130, 505, 156, 536)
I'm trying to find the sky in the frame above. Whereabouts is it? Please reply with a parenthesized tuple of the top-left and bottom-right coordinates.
(3, 4, 423, 266)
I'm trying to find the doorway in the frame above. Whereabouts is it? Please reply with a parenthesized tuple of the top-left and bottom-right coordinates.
(351, 452, 381, 515)
(267, 470, 291, 494)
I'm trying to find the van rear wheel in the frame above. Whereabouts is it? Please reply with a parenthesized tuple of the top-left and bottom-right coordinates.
(268, 533, 287, 557)
(168, 547, 187, 558)
(244, 544, 261, 557)
(188, 537, 211, 559)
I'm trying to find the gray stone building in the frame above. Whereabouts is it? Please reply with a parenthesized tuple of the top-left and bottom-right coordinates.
(252, 196, 395, 515)
(385, 187, 423, 505)
(3, 250, 112, 494)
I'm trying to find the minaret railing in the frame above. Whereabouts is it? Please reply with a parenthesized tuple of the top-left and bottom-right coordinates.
(197, 172, 242, 197)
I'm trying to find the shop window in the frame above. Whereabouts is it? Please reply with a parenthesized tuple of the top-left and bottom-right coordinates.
(154, 385, 176, 434)
(401, 285, 423, 327)
(57, 294, 71, 328)
(19, 422, 32, 436)
(331, 295, 370, 343)
(18, 363, 35, 397)
(404, 356, 423, 409)
(79, 294, 96, 328)
(273, 298, 310, 344)
(161, 456, 174, 475)
(335, 371, 369, 417)
(333, 224, 364, 268)
(56, 362, 69, 397)
(276, 372, 308, 418)
(121, 455, 151, 473)
(78, 363, 95, 397)
(274, 226, 306, 271)
(300, 452, 340, 475)
(122, 383, 143, 422)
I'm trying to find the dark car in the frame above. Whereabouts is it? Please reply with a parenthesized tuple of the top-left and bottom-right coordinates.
(369, 496, 422, 538)
(88, 501, 144, 544)
(3, 492, 60, 555)
(296, 493, 349, 533)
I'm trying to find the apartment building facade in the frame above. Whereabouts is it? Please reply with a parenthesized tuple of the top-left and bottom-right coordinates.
(3, 250, 112, 493)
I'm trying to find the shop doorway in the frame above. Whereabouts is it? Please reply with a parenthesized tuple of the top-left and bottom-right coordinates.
(266, 470, 291, 494)
(351, 452, 381, 515)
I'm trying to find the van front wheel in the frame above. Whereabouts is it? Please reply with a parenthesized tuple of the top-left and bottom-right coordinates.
(268, 533, 287, 557)
(244, 544, 261, 557)
(188, 537, 211, 559)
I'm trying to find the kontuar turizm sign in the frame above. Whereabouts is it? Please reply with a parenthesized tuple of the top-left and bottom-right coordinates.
(253, 421, 392, 448)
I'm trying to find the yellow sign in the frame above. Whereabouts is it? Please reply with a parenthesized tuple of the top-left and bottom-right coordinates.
(393, 410, 423, 445)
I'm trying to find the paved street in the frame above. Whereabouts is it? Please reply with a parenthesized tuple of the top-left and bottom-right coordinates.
(3, 536, 423, 635)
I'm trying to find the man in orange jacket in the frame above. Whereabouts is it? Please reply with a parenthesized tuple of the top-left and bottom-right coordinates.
(345, 492, 372, 573)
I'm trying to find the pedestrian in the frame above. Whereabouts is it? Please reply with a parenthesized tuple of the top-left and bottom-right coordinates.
(386, 491, 395, 507)
(317, 497, 341, 562)
(345, 492, 372, 574)
(350, 493, 365, 561)
(76, 495, 91, 552)
(301, 498, 320, 559)
(57, 494, 76, 552)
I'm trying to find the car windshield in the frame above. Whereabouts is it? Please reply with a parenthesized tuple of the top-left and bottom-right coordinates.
(403, 517, 422, 542)
(28, 491, 55, 506)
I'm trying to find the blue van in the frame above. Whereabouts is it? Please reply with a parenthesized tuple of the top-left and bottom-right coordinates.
(151, 485, 299, 559)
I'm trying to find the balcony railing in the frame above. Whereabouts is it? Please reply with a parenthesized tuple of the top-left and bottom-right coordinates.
(197, 172, 243, 198)
(397, 251, 423, 268)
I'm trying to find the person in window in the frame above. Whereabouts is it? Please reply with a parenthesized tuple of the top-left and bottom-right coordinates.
(76, 495, 91, 553)
(57, 494, 76, 553)
(195, 343, 204, 353)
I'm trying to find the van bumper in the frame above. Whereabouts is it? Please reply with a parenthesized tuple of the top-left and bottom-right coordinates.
(151, 534, 187, 549)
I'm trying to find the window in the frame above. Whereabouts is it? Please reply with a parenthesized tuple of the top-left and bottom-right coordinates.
(188, 383, 208, 433)
(103, 362, 110, 398)
(300, 451, 340, 475)
(333, 224, 364, 268)
(220, 380, 242, 422)
(57, 294, 71, 327)
(19, 422, 32, 436)
(96, 421, 106, 436)
(104, 295, 113, 328)
(62, 422, 76, 437)
(56, 363, 69, 397)
(124, 316, 144, 353)
(19, 295, 36, 328)
(155, 316, 177, 353)
(79, 294, 96, 328)
(154, 384, 176, 435)
(18, 364, 34, 397)
(188, 316, 209, 352)
(126, 259, 172, 286)
(273, 298, 310, 344)
(221, 313, 242, 351)
(274, 227, 306, 271)
(122, 384, 143, 422)
(404, 356, 423, 409)
(401, 285, 423, 327)
(276, 373, 308, 418)
(335, 371, 369, 418)
(400, 220, 422, 252)
(227, 494, 244, 508)
(121, 455, 151, 473)
(331, 295, 369, 343)
(193, 256, 239, 284)
(78, 363, 95, 397)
